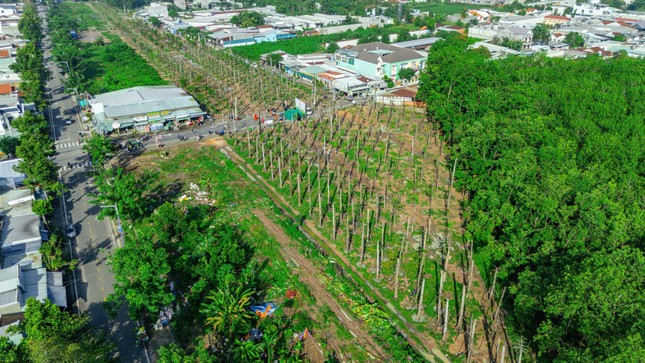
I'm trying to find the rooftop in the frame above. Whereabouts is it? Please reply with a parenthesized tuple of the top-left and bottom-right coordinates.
(343, 42, 425, 64)
(91, 85, 202, 119)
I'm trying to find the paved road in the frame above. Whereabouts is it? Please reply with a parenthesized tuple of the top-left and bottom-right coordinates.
(38, 6, 148, 362)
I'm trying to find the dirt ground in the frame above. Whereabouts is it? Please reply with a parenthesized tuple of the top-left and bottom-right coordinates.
(253, 209, 388, 362)
(78, 29, 110, 43)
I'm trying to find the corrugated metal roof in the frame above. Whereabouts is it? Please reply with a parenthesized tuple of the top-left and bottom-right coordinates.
(0, 159, 24, 181)
(300, 65, 327, 75)
(92, 86, 189, 107)
(104, 96, 200, 118)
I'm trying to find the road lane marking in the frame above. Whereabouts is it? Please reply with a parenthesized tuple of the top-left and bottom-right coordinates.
(101, 286, 105, 292)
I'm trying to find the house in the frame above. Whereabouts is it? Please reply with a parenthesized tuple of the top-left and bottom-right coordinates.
(393, 37, 442, 51)
(573, 2, 618, 17)
(497, 27, 533, 48)
(0, 5, 17, 17)
(207, 28, 295, 47)
(0, 188, 67, 316)
(335, 42, 426, 82)
(435, 25, 466, 35)
(0, 159, 24, 189)
(89, 85, 206, 134)
(469, 25, 500, 41)
(468, 41, 522, 59)
(375, 85, 420, 106)
(544, 15, 571, 26)
(143, 2, 169, 18)
(0, 56, 20, 93)
(498, 15, 544, 28)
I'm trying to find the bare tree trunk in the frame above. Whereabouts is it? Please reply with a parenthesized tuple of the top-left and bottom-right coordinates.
(270, 149, 275, 180)
(442, 298, 450, 343)
(278, 156, 283, 187)
(466, 318, 477, 363)
(307, 165, 312, 213)
(360, 222, 366, 266)
(415, 278, 426, 321)
(457, 283, 466, 332)
(332, 204, 337, 240)
(437, 269, 445, 321)
(489, 267, 498, 302)
(394, 256, 401, 299)
(297, 173, 301, 205)
(376, 236, 381, 281)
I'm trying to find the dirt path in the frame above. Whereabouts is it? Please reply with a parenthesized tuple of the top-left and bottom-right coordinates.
(252, 209, 388, 361)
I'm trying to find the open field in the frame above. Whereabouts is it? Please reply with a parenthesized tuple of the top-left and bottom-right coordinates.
(126, 140, 422, 361)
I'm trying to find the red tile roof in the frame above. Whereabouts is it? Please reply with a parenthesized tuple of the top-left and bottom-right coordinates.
(0, 84, 12, 95)
(390, 88, 416, 99)
(545, 15, 570, 21)
(0, 49, 9, 58)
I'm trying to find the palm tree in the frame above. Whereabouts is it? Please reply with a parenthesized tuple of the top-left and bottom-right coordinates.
(232, 339, 261, 362)
(200, 284, 254, 342)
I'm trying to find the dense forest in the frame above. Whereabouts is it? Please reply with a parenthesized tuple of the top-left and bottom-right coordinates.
(419, 37, 645, 361)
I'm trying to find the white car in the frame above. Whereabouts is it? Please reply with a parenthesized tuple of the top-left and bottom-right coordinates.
(65, 120, 72, 125)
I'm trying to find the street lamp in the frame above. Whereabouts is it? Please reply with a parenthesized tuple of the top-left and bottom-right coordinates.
(100, 204, 124, 247)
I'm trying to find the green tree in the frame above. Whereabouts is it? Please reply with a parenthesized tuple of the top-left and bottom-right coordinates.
(0, 136, 20, 157)
(200, 285, 255, 345)
(14, 298, 115, 362)
(0, 337, 25, 363)
(40, 233, 77, 271)
(107, 228, 174, 318)
(533, 23, 551, 44)
(326, 41, 339, 53)
(149, 16, 162, 27)
(11, 111, 49, 136)
(230, 11, 265, 28)
(397, 67, 416, 82)
(32, 198, 53, 226)
(267, 53, 283, 67)
(613, 34, 626, 41)
(168, 5, 179, 18)
(83, 134, 114, 168)
(18, 2, 43, 44)
(396, 29, 413, 42)
(382, 75, 394, 88)
(15, 134, 61, 194)
(628, 0, 645, 10)
(92, 167, 146, 220)
(564, 31, 585, 47)
(418, 36, 645, 361)
(232, 340, 262, 362)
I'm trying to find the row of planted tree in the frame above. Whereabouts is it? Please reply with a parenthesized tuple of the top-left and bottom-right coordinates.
(7, 1, 73, 273)
(232, 98, 510, 361)
(93, 2, 310, 120)
(0, 2, 116, 362)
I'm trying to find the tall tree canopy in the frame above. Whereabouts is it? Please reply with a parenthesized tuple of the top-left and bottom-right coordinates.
(419, 37, 645, 361)
(230, 11, 265, 28)
(2, 298, 115, 362)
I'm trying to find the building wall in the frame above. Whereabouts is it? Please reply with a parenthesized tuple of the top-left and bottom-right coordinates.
(352, 58, 379, 78)
(383, 58, 426, 80)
